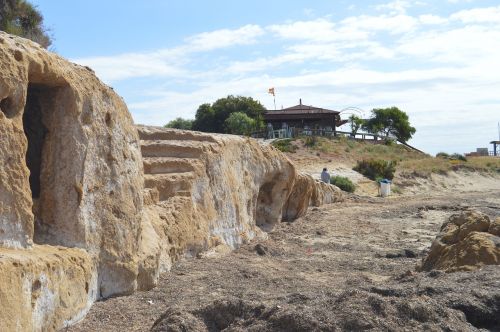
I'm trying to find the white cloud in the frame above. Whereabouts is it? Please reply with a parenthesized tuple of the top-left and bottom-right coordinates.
(74, 52, 185, 82)
(268, 19, 338, 41)
(75, 4, 500, 154)
(450, 6, 500, 24)
(397, 25, 500, 64)
(185, 24, 265, 51)
(419, 14, 448, 25)
(74, 24, 265, 83)
(447, 0, 474, 4)
(340, 14, 418, 34)
(375, 0, 413, 15)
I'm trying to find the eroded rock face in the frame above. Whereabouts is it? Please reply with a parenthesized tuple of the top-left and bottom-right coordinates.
(420, 210, 500, 272)
(0, 245, 96, 332)
(0, 32, 342, 331)
(137, 126, 341, 289)
(282, 173, 343, 221)
(0, 32, 144, 329)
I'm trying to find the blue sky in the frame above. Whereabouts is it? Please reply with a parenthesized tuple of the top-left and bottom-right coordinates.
(32, 0, 500, 154)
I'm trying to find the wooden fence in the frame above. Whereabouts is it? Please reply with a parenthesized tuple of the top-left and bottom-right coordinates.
(252, 128, 393, 142)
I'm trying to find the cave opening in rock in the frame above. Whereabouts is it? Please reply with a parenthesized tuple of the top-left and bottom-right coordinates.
(23, 83, 54, 238)
(23, 84, 50, 199)
(0, 96, 16, 118)
(255, 182, 275, 232)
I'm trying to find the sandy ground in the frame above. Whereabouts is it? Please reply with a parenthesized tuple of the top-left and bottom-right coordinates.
(67, 183, 500, 331)
(287, 147, 500, 197)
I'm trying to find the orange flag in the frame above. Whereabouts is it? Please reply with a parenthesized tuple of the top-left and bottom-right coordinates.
(268, 87, 275, 96)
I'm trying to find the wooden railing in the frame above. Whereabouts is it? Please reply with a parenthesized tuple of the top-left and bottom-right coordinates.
(252, 128, 394, 142)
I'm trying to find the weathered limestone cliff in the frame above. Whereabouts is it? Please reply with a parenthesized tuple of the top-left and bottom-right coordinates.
(0, 32, 342, 331)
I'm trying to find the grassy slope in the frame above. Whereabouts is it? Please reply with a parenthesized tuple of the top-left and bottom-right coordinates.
(273, 136, 500, 178)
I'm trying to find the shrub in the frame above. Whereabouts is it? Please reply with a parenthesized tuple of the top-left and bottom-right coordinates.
(436, 152, 467, 162)
(271, 139, 297, 153)
(164, 117, 193, 130)
(224, 112, 255, 135)
(0, 0, 52, 48)
(436, 152, 449, 158)
(330, 176, 356, 193)
(449, 153, 467, 162)
(304, 135, 318, 148)
(354, 159, 397, 180)
(384, 139, 395, 146)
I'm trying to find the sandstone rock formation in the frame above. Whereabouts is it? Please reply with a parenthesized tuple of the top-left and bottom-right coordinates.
(0, 32, 342, 331)
(420, 210, 500, 272)
(0, 246, 95, 331)
(282, 173, 342, 221)
(136, 126, 343, 289)
(1, 31, 144, 330)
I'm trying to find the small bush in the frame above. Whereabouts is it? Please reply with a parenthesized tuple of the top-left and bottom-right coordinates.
(304, 136, 318, 147)
(384, 139, 395, 146)
(436, 152, 467, 162)
(449, 153, 467, 162)
(271, 139, 297, 153)
(330, 176, 356, 193)
(354, 159, 397, 180)
(436, 152, 449, 158)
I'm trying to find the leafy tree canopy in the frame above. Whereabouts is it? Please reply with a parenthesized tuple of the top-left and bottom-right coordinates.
(349, 115, 365, 136)
(164, 117, 193, 130)
(363, 107, 416, 142)
(0, 0, 52, 48)
(224, 112, 255, 135)
(192, 95, 266, 134)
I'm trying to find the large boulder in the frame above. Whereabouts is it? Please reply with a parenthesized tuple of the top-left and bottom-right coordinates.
(420, 210, 500, 272)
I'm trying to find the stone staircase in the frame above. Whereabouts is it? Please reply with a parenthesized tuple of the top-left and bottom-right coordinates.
(137, 125, 219, 203)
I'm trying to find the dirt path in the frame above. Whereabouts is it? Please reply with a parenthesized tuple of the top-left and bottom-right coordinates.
(67, 190, 500, 331)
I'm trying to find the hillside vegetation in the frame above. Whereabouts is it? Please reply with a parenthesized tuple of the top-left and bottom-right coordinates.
(273, 136, 500, 178)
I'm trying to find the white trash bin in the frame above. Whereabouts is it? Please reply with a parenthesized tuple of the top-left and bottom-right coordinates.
(380, 179, 391, 197)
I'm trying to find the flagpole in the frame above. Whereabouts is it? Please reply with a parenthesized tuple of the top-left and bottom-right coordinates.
(274, 95, 276, 111)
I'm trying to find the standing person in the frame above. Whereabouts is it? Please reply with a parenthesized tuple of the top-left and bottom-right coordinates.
(321, 168, 330, 183)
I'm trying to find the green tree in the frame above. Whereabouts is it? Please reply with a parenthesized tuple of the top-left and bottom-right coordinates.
(363, 107, 416, 142)
(192, 95, 266, 133)
(0, 0, 52, 48)
(224, 112, 255, 135)
(192, 103, 217, 132)
(164, 117, 193, 130)
(349, 115, 365, 136)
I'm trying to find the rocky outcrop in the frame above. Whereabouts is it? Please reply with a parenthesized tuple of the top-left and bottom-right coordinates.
(0, 32, 342, 331)
(282, 173, 342, 221)
(0, 32, 143, 330)
(0, 246, 96, 332)
(136, 126, 342, 290)
(420, 210, 500, 272)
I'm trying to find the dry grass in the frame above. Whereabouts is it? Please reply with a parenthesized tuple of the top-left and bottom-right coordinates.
(296, 136, 424, 162)
(399, 156, 500, 178)
(289, 136, 500, 178)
